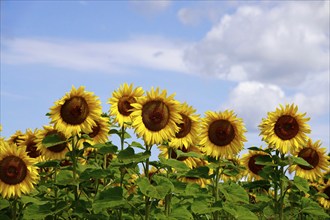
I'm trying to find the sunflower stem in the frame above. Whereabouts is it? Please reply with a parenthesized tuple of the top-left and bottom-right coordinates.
(279, 153, 285, 220)
(71, 136, 79, 213)
(11, 198, 17, 220)
(120, 126, 125, 151)
(165, 146, 172, 216)
(144, 144, 152, 220)
(213, 165, 221, 220)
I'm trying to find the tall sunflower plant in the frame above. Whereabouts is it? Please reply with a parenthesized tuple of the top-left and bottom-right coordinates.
(0, 84, 329, 220)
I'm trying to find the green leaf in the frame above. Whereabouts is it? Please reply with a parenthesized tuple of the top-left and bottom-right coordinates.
(93, 187, 125, 212)
(223, 204, 258, 220)
(23, 203, 53, 219)
(184, 166, 210, 179)
(95, 143, 118, 154)
(291, 156, 313, 168)
(42, 133, 68, 148)
(0, 215, 10, 220)
(170, 207, 193, 219)
(0, 198, 10, 210)
(117, 147, 150, 163)
(56, 170, 75, 185)
(80, 168, 109, 180)
(129, 141, 145, 150)
(159, 157, 189, 171)
(191, 200, 222, 214)
(21, 196, 48, 205)
(137, 176, 174, 199)
(219, 182, 249, 204)
(254, 155, 275, 166)
(293, 176, 309, 193)
(35, 160, 60, 168)
(301, 197, 329, 218)
(176, 149, 203, 159)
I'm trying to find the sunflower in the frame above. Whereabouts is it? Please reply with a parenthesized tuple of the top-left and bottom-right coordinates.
(158, 145, 206, 169)
(130, 87, 182, 145)
(108, 83, 144, 127)
(241, 148, 269, 181)
(289, 139, 329, 181)
(169, 102, 200, 150)
(318, 181, 330, 209)
(259, 104, 311, 154)
(0, 139, 39, 198)
(35, 126, 70, 160)
(78, 116, 110, 148)
(18, 129, 42, 160)
(7, 130, 25, 146)
(49, 86, 102, 137)
(199, 110, 247, 159)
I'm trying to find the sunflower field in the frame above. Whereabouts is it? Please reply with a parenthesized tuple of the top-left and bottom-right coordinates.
(0, 83, 329, 220)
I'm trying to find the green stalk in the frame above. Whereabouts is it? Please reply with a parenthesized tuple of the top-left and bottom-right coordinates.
(278, 153, 285, 220)
(144, 144, 151, 220)
(11, 198, 17, 220)
(165, 147, 172, 216)
(118, 126, 125, 220)
(71, 136, 79, 212)
(213, 165, 221, 220)
(54, 167, 58, 220)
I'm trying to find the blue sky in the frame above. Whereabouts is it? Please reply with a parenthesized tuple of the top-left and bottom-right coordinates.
(1, 1, 329, 155)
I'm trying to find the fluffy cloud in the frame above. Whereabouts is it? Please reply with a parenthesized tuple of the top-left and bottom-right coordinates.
(1, 37, 188, 74)
(184, 1, 329, 86)
(222, 78, 329, 131)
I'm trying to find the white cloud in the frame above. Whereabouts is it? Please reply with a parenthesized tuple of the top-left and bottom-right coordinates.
(184, 1, 329, 86)
(222, 79, 329, 131)
(1, 37, 189, 74)
(222, 81, 285, 130)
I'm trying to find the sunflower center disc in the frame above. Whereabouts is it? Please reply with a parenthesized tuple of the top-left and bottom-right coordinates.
(0, 156, 28, 185)
(274, 115, 299, 140)
(175, 114, 192, 138)
(324, 186, 330, 200)
(26, 141, 41, 158)
(89, 122, 101, 138)
(60, 96, 89, 125)
(297, 148, 319, 170)
(118, 96, 134, 116)
(248, 155, 265, 175)
(142, 100, 169, 131)
(208, 120, 235, 146)
(45, 131, 67, 153)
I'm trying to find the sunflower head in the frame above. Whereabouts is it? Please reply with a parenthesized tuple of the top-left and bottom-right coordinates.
(18, 129, 42, 160)
(49, 86, 102, 137)
(109, 83, 144, 127)
(35, 126, 71, 160)
(259, 104, 311, 154)
(318, 182, 330, 209)
(131, 87, 182, 145)
(0, 139, 39, 198)
(241, 148, 269, 181)
(78, 116, 110, 148)
(169, 102, 200, 150)
(7, 130, 25, 146)
(289, 139, 329, 181)
(200, 110, 247, 159)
